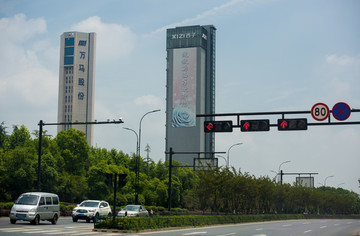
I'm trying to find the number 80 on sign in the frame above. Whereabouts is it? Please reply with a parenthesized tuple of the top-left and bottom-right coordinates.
(311, 103, 330, 121)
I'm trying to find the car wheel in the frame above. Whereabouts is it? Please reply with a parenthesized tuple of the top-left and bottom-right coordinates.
(86, 218, 90, 223)
(31, 215, 40, 225)
(72, 217, 78, 222)
(93, 213, 99, 223)
(10, 219, 16, 224)
(51, 214, 58, 224)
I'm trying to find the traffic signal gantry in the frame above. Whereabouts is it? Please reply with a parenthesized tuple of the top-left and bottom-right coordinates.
(200, 103, 360, 133)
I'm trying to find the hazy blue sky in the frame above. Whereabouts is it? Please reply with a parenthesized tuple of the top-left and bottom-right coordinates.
(1, 0, 359, 192)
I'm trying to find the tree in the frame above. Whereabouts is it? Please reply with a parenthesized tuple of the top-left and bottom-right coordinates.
(2, 146, 37, 200)
(0, 122, 8, 149)
(55, 129, 90, 175)
(8, 125, 31, 149)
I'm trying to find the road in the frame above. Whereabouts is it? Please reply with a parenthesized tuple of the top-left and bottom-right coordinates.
(0, 217, 359, 235)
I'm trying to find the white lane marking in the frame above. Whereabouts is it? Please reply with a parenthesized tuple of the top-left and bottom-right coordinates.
(23, 230, 61, 234)
(255, 228, 263, 230)
(219, 233, 236, 236)
(183, 232, 207, 235)
(320, 226, 327, 229)
(282, 224, 292, 227)
(304, 230, 312, 234)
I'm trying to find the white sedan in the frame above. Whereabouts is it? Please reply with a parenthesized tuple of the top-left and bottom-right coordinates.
(117, 205, 149, 217)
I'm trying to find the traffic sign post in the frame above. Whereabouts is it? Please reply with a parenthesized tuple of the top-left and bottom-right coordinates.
(311, 103, 330, 121)
(332, 102, 351, 121)
(241, 119, 270, 132)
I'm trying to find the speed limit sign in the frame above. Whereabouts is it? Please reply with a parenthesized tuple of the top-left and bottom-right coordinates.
(311, 103, 330, 121)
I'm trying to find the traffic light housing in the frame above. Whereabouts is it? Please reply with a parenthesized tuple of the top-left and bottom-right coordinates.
(241, 119, 270, 132)
(204, 120, 233, 132)
(278, 118, 307, 131)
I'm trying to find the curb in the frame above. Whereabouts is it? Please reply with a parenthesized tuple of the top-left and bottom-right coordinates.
(92, 229, 127, 233)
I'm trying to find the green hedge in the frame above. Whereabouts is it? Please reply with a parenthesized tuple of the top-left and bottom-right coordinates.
(95, 214, 306, 231)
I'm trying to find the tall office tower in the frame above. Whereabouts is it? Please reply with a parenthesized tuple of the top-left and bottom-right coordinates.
(57, 32, 96, 146)
(165, 25, 216, 165)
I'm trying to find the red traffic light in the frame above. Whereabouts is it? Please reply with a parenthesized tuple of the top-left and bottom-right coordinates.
(241, 120, 270, 132)
(204, 121, 233, 132)
(278, 118, 307, 131)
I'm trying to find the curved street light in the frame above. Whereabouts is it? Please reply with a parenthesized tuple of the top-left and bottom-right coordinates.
(135, 109, 161, 204)
(138, 109, 161, 158)
(215, 155, 227, 166)
(278, 160, 291, 184)
(324, 175, 334, 186)
(123, 127, 138, 156)
(227, 143, 243, 168)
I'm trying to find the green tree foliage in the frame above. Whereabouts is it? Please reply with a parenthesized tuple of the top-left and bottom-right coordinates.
(0, 122, 359, 216)
(55, 129, 90, 175)
(8, 125, 31, 149)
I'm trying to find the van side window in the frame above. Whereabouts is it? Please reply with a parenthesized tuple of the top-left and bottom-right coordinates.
(39, 197, 45, 206)
(52, 197, 59, 205)
(46, 197, 52, 205)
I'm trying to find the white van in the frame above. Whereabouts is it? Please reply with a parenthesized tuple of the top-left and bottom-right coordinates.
(9, 192, 60, 225)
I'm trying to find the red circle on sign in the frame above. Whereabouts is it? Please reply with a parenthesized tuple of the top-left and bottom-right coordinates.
(332, 102, 351, 121)
(311, 103, 330, 121)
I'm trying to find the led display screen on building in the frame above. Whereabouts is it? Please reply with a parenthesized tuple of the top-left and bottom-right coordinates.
(172, 48, 197, 127)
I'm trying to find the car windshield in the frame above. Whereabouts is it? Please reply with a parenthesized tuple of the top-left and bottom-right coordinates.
(124, 205, 140, 211)
(80, 201, 99, 208)
(15, 195, 39, 205)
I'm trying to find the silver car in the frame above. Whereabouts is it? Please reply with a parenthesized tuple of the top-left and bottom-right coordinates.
(117, 205, 149, 217)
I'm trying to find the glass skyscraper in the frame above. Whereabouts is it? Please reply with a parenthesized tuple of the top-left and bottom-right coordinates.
(165, 25, 216, 164)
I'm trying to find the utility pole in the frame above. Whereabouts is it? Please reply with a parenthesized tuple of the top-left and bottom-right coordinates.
(144, 144, 151, 177)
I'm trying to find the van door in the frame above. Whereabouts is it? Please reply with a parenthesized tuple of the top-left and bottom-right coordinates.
(45, 196, 53, 219)
(38, 197, 47, 219)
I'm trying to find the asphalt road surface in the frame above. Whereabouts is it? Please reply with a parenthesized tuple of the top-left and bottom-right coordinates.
(0, 217, 359, 235)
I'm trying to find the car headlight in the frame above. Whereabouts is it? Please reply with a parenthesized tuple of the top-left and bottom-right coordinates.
(89, 209, 95, 212)
(29, 207, 37, 213)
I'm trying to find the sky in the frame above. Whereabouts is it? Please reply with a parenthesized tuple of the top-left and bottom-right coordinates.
(0, 0, 359, 193)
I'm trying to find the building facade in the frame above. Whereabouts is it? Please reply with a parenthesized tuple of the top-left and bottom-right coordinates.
(57, 32, 96, 146)
(165, 25, 216, 165)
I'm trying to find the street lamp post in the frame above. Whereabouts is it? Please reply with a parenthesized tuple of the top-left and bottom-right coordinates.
(138, 109, 160, 158)
(215, 155, 227, 166)
(123, 127, 138, 157)
(135, 109, 160, 204)
(324, 175, 334, 186)
(278, 160, 291, 184)
(227, 143, 243, 168)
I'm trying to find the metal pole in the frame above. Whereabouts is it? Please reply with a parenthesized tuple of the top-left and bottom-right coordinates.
(37, 120, 43, 192)
(137, 109, 160, 204)
(113, 174, 117, 222)
(227, 143, 242, 168)
(123, 127, 139, 204)
(168, 148, 173, 212)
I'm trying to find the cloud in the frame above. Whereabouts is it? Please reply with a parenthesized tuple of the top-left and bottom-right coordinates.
(326, 54, 360, 66)
(0, 14, 57, 107)
(134, 95, 164, 108)
(0, 14, 46, 43)
(146, 0, 257, 36)
(71, 16, 137, 61)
